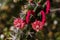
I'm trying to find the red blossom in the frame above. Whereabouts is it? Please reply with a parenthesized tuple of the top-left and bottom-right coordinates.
(26, 10, 35, 23)
(45, 0, 50, 14)
(32, 10, 46, 32)
(13, 18, 25, 29)
(32, 20, 43, 32)
(40, 10, 46, 25)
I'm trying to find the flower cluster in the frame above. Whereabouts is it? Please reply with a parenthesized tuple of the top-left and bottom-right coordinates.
(32, 10, 46, 32)
(13, 0, 50, 32)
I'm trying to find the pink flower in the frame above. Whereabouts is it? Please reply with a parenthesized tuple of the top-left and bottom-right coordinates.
(32, 20, 43, 32)
(45, 0, 50, 14)
(26, 10, 35, 23)
(13, 18, 25, 29)
(31, 10, 46, 32)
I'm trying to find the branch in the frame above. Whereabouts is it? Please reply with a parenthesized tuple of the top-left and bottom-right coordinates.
(50, 8, 60, 12)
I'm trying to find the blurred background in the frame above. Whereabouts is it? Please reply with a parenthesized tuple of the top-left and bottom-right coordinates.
(0, 0, 60, 40)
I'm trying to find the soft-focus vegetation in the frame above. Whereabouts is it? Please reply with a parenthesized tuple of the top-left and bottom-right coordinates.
(0, 0, 60, 40)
